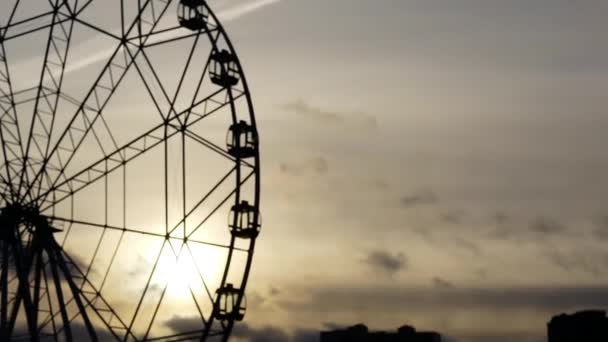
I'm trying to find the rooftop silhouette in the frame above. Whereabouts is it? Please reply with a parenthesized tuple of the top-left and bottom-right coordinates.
(548, 310, 608, 342)
(321, 324, 441, 342)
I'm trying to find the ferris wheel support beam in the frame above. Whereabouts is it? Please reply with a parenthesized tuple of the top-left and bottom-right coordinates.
(0, 242, 9, 337)
(46, 244, 73, 342)
(6, 233, 38, 340)
(46, 239, 99, 342)
(24, 0, 171, 208)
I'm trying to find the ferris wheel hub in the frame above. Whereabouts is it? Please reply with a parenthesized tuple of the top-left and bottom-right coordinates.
(0, 204, 61, 239)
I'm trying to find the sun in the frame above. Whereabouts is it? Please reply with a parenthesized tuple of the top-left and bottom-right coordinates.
(149, 240, 223, 301)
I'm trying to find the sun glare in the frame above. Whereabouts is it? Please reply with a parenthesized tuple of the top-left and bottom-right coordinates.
(150, 242, 222, 301)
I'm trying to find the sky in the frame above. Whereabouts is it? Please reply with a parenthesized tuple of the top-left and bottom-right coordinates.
(225, 0, 608, 341)
(1, 0, 608, 341)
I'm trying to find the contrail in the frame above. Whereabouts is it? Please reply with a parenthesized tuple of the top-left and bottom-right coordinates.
(218, 0, 282, 21)
(14, 0, 284, 89)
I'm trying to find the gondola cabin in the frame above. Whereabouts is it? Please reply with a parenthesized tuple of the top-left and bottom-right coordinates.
(210, 49, 240, 87)
(178, 0, 208, 31)
(226, 120, 257, 159)
(229, 201, 261, 239)
(214, 284, 246, 321)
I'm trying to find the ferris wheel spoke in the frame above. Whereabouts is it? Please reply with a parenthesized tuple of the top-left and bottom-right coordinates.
(36, 86, 235, 210)
(21, 1, 76, 204)
(0, 0, 21, 34)
(1, 11, 59, 42)
(145, 330, 204, 341)
(126, 47, 177, 123)
(184, 169, 255, 239)
(56, 246, 137, 342)
(124, 239, 167, 341)
(142, 26, 219, 49)
(43, 215, 239, 253)
(184, 129, 252, 168)
(168, 165, 235, 237)
(71, 17, 122, 42)
(25, 0, 173, 207)
(185, 243, 216, 305)
(0, 23, 26, 201)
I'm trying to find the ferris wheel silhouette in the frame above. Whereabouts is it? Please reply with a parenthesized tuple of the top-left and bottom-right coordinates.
(0, 0, 261, 340)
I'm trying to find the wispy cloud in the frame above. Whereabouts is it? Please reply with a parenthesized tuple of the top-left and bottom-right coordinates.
(282, 99, 378, 129)
(218, 0, 283, 21)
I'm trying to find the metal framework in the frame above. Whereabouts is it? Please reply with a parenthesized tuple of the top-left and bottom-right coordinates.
(0, 0, 260, 340)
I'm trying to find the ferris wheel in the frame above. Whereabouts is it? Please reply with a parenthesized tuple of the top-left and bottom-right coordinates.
(0, 0, 261, 341)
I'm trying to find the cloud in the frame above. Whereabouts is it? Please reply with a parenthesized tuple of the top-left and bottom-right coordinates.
(14, 0, 282, 88)
(292, 328, 320, 342)
(492, 212, 510, 225)
(233, 322, 291, 342)
(218, 0, 283, 21)
(279, 285, 608, 315)
(165, 315, 204, 333)
(432, 277, 455, 289)
(400, 189, 438, 208)
(529, 217, 566, 235)
(545, 249, 608, 277)
(232, 323, 319, 342)
(592, 215, 608, 241)
(362, 250, 407, 275)
(281, 99, 378, 129)
(13, 322, 116, 341)
(490, 215, 567, 241)
(439, 210, 467, 225)
(280, 157, 329, 176)
(247, 291, 267, 308)
(447, 332, 543, 342)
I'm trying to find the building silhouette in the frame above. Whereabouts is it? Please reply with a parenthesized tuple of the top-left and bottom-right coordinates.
(321, 324, 441, 342)
(548, 310, 608, 342)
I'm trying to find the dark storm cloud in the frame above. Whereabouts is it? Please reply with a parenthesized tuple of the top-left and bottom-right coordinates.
(71, 323, 117, 342)
(165, 315, 203, 332)
(362, 250, 407, 275)
(280, 157, 329, 176)
(292, 328, 320, 342)
(400, 190, 437, 208)
(13, 323, 116, 341)
(281, 99, 378, 129)
(279, 286, 608, 314)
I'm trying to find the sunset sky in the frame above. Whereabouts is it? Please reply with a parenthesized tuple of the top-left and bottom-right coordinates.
(227, 1, 608, 341)
(2, 0, 608, 341)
